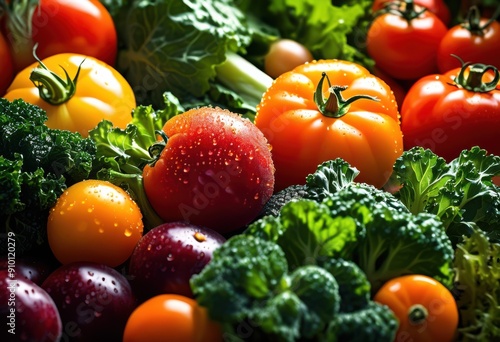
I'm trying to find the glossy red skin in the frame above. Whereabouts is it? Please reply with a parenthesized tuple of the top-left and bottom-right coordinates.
(143, 107, 275, 234)
(366, 8, 448, 81)
(437, 19, 500, 73)
(372, 0, 451, 26)
(0, 31, 14, 96)
(4, 0, 117, 71)
(400, 67, 500, 161)
(41, 262, 136, 342)
(0, 270, 62, 342)
(128, 222, 226, 302)
(0, 256, 57, 285)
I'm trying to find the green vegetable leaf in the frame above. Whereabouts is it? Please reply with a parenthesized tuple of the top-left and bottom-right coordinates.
(392, 146, 500, 245)
(454, 227, 500, 341)
(113, 0, 253, 108)
(246, 199, 358, 269)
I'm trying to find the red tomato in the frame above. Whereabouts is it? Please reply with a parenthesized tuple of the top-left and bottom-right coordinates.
(400, 60, 500, 161)
(0, 31, 14, 96)
(2, 0, 117, 71)
(366, 1, 448, 81)
(123, 294, 222, 342)
(372, 0, 451, 26)
(374, 275, 459, 342)
(142, 106, 275, 234)
(437, 6, 500, 73)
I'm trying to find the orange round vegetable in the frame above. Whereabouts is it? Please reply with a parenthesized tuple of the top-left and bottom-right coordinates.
(255, 59, 403, 192)
(374, 274, 459, 342)
(47, 180, 144, 267)
(123, 294, 222, 342)
(4, 53, 135, 137)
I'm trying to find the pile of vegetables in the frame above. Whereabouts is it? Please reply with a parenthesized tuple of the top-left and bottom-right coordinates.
(1, 0, 500, 341)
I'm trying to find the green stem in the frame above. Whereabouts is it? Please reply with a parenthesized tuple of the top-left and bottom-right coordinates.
(461, 5, 500, 35)
(452, 55, 500, 93)
(408, 304, 428, 325)
(29, 46, 84, 105)
(314, 72, 379, 118)
(375, 0, 427, 21)
(147, 130, 169, 167)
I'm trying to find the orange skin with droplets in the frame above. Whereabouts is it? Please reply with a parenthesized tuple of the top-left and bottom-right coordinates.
(47, 180, 144, 267)
(142, 107, 275, 234)
(255, 59, 403, 192)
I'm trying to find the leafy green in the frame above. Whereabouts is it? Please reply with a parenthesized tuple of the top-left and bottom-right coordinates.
(0, 98, 96, 255)
(454, 227, 500, 341)
(245, 199, 358, 269)
(391, 146, 500, 246)
(322, 185, 455, 293)
(190, 234, 341, 342)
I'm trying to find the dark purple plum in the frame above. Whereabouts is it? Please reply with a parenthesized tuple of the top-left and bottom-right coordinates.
(0, 270, 62, 342)
(41, 262, 136, 342)
(128, 221, 226, 301)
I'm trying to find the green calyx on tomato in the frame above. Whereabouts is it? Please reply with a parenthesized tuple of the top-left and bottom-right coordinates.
(315, 72, 378, 118)
(147, 130, 169, 167)
(374, 0, 427, 21)
(29, 47, 84, 105)
(451, 55, 500, 93)
(461, 5, 500, 36)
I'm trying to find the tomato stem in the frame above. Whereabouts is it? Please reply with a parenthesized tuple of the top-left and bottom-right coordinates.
(29, 45, 84, 105)
(147, 130, 169, 167)
(374, 0, 426, 21)
(462, 5, 500, 35)
(451, 55, 500, 93)
(315, 72, 378, 118)
(408, 304, 428, 325)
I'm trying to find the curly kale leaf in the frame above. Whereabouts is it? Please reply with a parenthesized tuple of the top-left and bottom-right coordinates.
(391, 146, 500, 246)
(0, 98, 95, 255)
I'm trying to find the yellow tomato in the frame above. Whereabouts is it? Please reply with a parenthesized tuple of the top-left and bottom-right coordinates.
(47, 180, 144, 267)
(4, 53, 135, 137)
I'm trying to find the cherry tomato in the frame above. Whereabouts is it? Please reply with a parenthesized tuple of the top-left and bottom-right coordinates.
(3, 53, 135, 137)
(255, 59, 403, 192)
(264, 39, 314, 79)
(400, 58, 500, 161)
(372, 0, 451, 26)
(47, 179, 144, 267)
(366, 0, 448, 81)
(0, 31, 14, 96)
(2, 0, 117, 71)
(437, 6, 500, 73)
(123, 294, 222, 342)
(374, 274, 459, 342)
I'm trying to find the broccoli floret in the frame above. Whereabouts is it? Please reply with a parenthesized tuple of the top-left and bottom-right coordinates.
(321, 258, 371, 313)
(324, 301, 398, 342)
(0, 99, 96, 255)
(321, 185, 455, 293)
(190, 235, 341, 342)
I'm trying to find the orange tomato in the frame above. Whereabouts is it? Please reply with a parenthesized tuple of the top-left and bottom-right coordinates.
(47, 179, 144, 267)
(123, 294, 222, 342)
(255, 59, 403, 192)
(374, 274, 459, 342)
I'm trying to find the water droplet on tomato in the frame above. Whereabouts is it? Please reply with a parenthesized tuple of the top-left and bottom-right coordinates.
(167, 253, 174, 261)
(124, 229, 132, 237)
